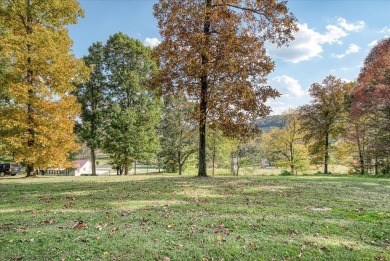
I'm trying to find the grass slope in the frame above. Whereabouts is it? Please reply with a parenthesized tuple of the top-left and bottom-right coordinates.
(0, 175, 389, 260)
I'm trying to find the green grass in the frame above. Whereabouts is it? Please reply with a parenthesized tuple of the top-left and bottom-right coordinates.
(0, 174, 389, 260)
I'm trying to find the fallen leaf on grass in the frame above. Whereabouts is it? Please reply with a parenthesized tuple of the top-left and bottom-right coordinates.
(320, 246, 330, 252)
(121, 210, 133, 216)
(40, 218, 56, 225)
(64, 202, 75, 209)
(297, 244, 306, 258)
(10, 257, 23, 261)
(75, 236, 90, 243)
(66, 195, 78, 201)
(110, 227, 119, 233)
(340, 243, 354, 251)
(108, 226, 120, 236)
(39, 196, 53, 203)
(13, 226, 29, 234)
(73, 220, 86, 230)
(95, 223, 108, 231)
(157, 257, 170, 261)
(167, 223, 176, 228)
(249, 242, 257, 250)
(287, 229, 300, 236)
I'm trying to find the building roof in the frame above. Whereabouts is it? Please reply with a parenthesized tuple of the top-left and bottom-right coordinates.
(74, 159, 90, 171)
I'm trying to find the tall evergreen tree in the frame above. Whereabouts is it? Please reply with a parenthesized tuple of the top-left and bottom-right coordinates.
(0, 0, 89, 176)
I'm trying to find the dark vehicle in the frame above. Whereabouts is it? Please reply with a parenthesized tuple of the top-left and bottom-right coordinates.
(0, 163, 22, 176)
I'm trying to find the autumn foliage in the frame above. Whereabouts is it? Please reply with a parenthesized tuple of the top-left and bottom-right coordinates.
(0, 0, 89, 176)
(349, 38, 390, 174)
(153, 0, 297, 176)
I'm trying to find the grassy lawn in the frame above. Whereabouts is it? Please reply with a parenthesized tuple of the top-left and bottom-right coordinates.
(0, 174, 389, 261)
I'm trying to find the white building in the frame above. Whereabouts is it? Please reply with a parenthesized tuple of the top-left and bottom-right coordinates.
(72, 159, 92, 176)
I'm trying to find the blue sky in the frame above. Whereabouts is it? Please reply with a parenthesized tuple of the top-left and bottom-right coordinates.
(68, 0, 390, 115)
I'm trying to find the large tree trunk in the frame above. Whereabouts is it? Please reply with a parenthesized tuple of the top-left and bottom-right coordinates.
(26, 1, 36, 177)
(212, 132, 216, 176)
(212, 147, 216, 176)
(357, 138, 365, 175)
(26, 89, 35, 177)
(178, 151, 182, 175)
(324, 131, 329, 174)
(290, 143, 295, 174)
(90, 148, 97, 176)
(124, 162, 129, 175)
(179, 164, 183, 176)
(198, 0, 211, 177)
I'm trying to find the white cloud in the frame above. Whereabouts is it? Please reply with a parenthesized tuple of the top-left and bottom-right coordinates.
(268, 23, 325, 63)
(379, 26, 390, 35)
(319, 24, 347, 44)
(268, 18, 364, 63)
(336, 17, 365, 32)
(270, 75, 305, 98)
(265, 100, 294, 115)
(332, 43, 360, 59)
(368, 40, 378, 47)
(144, 37, 161, 48)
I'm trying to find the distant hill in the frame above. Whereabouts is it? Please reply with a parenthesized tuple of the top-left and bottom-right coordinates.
(255, 115, 285, 131)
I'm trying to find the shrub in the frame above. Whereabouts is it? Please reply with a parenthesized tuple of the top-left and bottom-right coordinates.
(280, 170, 292, 176)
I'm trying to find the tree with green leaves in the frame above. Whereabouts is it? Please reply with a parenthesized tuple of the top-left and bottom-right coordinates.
(206, 130, 236, 175)
(260, 109, 309, 174)
(159, 94, 197, 175)
(75, 42, 107, 176)
(0, 0, 88, 176)
(102, 33, 160, 175)
(299, 76, 349, 174)
(153, 0, 298, 177)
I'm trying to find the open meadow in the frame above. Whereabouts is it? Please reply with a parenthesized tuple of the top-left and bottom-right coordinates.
(0, 174, 389, 260)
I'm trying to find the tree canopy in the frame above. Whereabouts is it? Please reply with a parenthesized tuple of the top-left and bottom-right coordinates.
(101, 33, 161, 175)
(299, 76, 350, 174)
(75, 42, 107, 176)
(153, 0, 298, 176)
(0, 0, 88, 176)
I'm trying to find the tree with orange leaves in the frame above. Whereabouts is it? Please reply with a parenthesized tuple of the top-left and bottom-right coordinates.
(153, 0, 298, 176)
(0, 0, 89, 177)
(351, 38, 390, 174)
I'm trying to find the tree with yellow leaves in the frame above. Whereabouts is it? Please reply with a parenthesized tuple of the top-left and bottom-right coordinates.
(0, 0, 89, 176)
(260, 109, 309, 174)
(153, 0, 298, 176)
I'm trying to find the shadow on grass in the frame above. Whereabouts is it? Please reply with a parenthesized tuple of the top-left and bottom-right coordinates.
(0, 175, 389, 260)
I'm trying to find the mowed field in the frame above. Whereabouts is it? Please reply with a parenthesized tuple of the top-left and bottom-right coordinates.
(0, 174, 389, 261)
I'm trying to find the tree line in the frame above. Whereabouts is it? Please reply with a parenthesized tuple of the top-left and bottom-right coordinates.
(0, 0, 388, 177)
